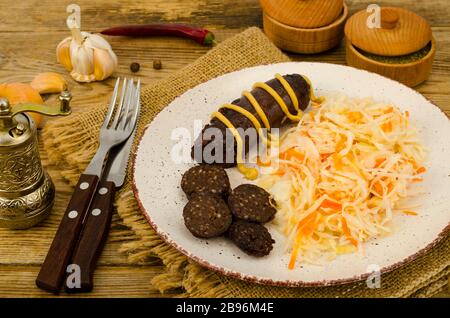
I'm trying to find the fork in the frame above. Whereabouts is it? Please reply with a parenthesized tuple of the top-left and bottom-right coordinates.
(36, 78, 140, 293)
(84, 78, 139, 176)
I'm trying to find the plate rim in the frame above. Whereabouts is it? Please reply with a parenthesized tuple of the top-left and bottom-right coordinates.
(131, 61, 450, 287)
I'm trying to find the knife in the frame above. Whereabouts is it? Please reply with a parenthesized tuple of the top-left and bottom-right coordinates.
(36, 78, 139, 293)
(65, 118, 139, 293)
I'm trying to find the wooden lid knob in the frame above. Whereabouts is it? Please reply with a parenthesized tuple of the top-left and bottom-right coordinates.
(381, 8, 399, 29)
(345, 7, 432, 56)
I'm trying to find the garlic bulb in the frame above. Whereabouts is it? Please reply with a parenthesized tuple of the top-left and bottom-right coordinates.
(56, 14, 118, 82)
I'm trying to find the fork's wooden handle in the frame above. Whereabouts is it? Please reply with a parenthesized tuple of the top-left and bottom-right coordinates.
(36, 174, 99, 293)
(65, 181, 115, 293)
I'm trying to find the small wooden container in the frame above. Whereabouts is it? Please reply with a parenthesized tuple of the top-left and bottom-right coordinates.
(260, 0, 348, 54)
(345, 7, 436, 87)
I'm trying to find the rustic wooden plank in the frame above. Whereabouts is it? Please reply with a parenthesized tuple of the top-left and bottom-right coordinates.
(0, 0, 449, 33)
(0, 0, 261, 31)
(0, 29, 239, 116)
(0, 0, 448, 298)
(0, 265, 174, 298)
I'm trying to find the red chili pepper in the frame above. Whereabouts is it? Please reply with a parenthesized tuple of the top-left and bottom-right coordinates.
(100, 23, 215, 46)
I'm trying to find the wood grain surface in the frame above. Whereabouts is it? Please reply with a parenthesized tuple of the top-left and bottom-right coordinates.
(260, 0, 344, 28)
(262, 3, 348, 54)
(0, 0, 449, 298)
(345, 7, 433, 56)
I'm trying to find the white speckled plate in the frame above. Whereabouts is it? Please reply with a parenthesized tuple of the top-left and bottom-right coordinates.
(132, 62, 450, 286)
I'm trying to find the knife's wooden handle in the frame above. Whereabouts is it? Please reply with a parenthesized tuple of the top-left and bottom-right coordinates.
(65, 181, 115, 293)
(36, 174, 99, 293)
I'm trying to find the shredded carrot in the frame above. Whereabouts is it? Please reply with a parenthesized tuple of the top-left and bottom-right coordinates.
(335, 136, 347, 152)
(405, 110, 410, 117)
(288, 212, 318, 269)
(333, 153, 344, 170)
(381, 121, 393, 133)
(347, 111, 363, 122)
(301, 224, 316, 236)
(371, 179, 384, 196)
(415, 166, 427, 174)
(288, 244, 299, 270)
(384, 106, 394, 114)
(321, 153, 332, 162)
(341, 217, 358, 247)
(320, 208, 336, 216)
(290, 150, 305, 162)
(371, 177, 393, 196)
(329, 192, 346, 201)
(280, 148, 304, 161)
(271, 169, 285, 176)
(256, 94, 425, 267)
(296, 212, 317, 231)
(374, 157, 386, 168)
(387, 182, 394, 193)
(407, 158, 419, 170)
(300, 217, 317, 236)
(412, 177, 423, 182)
(256, 156, 272, 167)
(320, 199, 342, 210)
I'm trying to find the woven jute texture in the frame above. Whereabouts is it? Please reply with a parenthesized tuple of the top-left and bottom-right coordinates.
(42, 27, 449, 297)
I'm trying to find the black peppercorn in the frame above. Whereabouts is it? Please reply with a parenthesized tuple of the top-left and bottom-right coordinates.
(153, 59, 162, 70)
(130, 62, 140, 73)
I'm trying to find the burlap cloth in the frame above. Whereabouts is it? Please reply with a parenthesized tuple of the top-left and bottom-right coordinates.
(42, 28, 449, 298)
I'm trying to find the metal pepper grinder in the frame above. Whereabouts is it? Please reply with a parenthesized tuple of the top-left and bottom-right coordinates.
(0, 91, 72, 229)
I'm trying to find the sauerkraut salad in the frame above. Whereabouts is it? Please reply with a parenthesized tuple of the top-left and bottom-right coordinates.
(257, 93, 426, 268)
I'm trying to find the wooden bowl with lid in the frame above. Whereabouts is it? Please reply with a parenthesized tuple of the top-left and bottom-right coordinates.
(260, 0, 348, 54)
(345, 7, 436, 87)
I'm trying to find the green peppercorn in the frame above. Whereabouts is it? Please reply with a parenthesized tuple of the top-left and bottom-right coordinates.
(130, 62, 140, 73)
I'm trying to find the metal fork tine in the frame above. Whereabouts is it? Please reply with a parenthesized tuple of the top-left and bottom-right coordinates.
(112, 78, 128, 129)
(118, 79, 134, 130)
(102, 78, 120, 129)
(128, 80, 141, 129)
(127, 79, 140, 132)
(84, 78, 139, 176)
(116, 79, 133, 130)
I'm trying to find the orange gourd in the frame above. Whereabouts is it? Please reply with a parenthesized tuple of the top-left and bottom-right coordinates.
(0, 83, 44, 127)
(0, 73, 67, 128)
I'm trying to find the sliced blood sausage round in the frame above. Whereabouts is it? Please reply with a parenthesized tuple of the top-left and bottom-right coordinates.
(228, 220, 275, 257)
(181, 165, 231, 199)
(228, 184, 277, 223)
(183, 195, 232, 238)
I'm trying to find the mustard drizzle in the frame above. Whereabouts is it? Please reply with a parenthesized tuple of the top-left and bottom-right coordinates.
(242, 91, 271, 131)
(299, 74, 323, 104)
(275, 73, 299, 113)
(211, 111, 259, 180)
(212, 73, 317, 180)
(221, 104, 270, 146)
(252, 82, 302, 122)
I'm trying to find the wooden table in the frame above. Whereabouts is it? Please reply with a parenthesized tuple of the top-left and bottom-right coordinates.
(0, 0, 448, 298)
